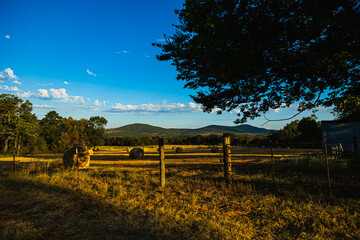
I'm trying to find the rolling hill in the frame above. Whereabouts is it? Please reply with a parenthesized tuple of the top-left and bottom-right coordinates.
(105, 123, 272, 137)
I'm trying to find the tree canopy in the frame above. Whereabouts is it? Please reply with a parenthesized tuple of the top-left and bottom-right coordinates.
(154, 0, 360, 123)
(87, 116, 108, 150)
(0, 94, 108, 155)
(0, 94, 38, 154)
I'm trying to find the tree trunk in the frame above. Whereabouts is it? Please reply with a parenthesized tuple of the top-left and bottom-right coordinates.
(3, 137, 9, 154)
(17, 135, 22, 155)
(14, 136, 18, 154)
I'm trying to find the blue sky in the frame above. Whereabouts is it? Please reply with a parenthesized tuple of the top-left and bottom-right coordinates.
(0, 0, 334, 129)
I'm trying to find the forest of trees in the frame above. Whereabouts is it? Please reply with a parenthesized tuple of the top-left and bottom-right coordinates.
(0, 94, 342, 154)
(0, 94, 107, 155)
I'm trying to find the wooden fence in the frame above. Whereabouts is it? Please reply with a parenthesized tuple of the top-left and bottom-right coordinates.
(155, 136, 359, 190)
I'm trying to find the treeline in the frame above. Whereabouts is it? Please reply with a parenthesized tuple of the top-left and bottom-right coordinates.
(1, 94, 322, 155)
(105, 117, 322, 148)
(0, 94, 107, 155)
(104, 134, 225, 146)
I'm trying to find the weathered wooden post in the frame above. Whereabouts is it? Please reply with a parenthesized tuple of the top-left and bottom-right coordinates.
(12, 150, 16, 178)
(354, 137, 358, 167)
(270, 143, 275, 184)
(159, 138, 165, 188)
(223, 133, 232, 187)
(76, 148, 79, 183)
(324, 140, 331, 188)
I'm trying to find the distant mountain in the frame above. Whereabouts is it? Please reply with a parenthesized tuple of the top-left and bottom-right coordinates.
(105, 123, 272, 137)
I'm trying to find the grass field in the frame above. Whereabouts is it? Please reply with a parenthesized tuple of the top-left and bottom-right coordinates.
(0, 146, 359, 239)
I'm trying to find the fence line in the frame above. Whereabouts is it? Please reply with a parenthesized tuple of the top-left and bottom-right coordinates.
(225, 138, 360, 189)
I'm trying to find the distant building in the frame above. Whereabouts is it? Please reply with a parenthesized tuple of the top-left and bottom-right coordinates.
(321, 121, 360, 153)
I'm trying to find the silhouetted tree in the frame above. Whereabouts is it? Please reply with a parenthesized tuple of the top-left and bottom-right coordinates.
(333, 94, 360, 122)
(298, 117, 321, 143)
(155, 0, 360, 123)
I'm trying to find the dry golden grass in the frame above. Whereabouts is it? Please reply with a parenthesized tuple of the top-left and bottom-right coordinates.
(0, 146, 359, 239)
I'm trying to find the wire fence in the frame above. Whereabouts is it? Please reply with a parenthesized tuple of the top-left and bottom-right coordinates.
(226, 137, 360, 190)
(4, 136, 359, 193)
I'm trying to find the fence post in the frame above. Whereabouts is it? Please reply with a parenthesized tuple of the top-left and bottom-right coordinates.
(223, 133, 232, 187)
(159, 138, 165, 188)
(12, 150, 16, 178)
(354, 137, 358, 167)
(76, 148, 79, 184)
(270, 143, 275, 184)
(324, 140, 331, 188)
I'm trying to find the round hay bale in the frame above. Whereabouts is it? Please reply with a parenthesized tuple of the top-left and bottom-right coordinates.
(63, 147, 91, 169)
(129, 148, 144, 159)
(175, 147, 183, 153)
(211, 146, 219, 153)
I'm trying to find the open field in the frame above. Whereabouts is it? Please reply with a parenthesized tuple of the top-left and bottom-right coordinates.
(0, 146, 359, 239)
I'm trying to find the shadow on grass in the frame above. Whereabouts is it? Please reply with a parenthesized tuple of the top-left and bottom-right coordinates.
(162, 164, 360, 200)
(0, 176, 197, 240)
(93, 162, 360, 201)
(91, 154, 222, 161)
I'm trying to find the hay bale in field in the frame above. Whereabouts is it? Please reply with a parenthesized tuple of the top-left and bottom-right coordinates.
(88, 149, 94, 155)
(63, 147, 91, 169)
(211, 146, 219, 153)
(175, 147, 183, 153)
(129, 148, 144, 159)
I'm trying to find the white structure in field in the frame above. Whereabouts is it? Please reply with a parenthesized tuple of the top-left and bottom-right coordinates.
(321, 121, 360, 153)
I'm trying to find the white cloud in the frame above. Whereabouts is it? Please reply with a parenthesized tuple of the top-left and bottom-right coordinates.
(37, 89, 50, 98)
(36, 83, 54, 86)
(109, 101, 202, 113)
(189, 102, 199, 109)
(115, 50, 129, 54)
(231, 109, 241, 114)
(36, 89, 69, 99)
(17, 91, 36, 98)
(64, 81, 69, 85)
(87, 69, 96, 76)
(5, 35, 10, 39)
(13, 87, 88, 106)
(70, 95, 85, 104)
(33, 103, 101, 112)
(33, 104, 53, 109)
(0, 68, 20, 84)
(12, 80, 21, 85)
(4, 68, 18, 79)
(113, 103, 138, 111)
(49, 88, 68, 99)
(94, 99, 102, 106)
(1, 85, 21, 92)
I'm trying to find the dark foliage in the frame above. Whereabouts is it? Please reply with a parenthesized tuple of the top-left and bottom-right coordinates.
(154, 0, 360, 123)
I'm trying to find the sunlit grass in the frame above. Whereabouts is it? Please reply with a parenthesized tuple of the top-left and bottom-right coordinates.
(1, 157, 360, 239)
(0, 147, 358, 239)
